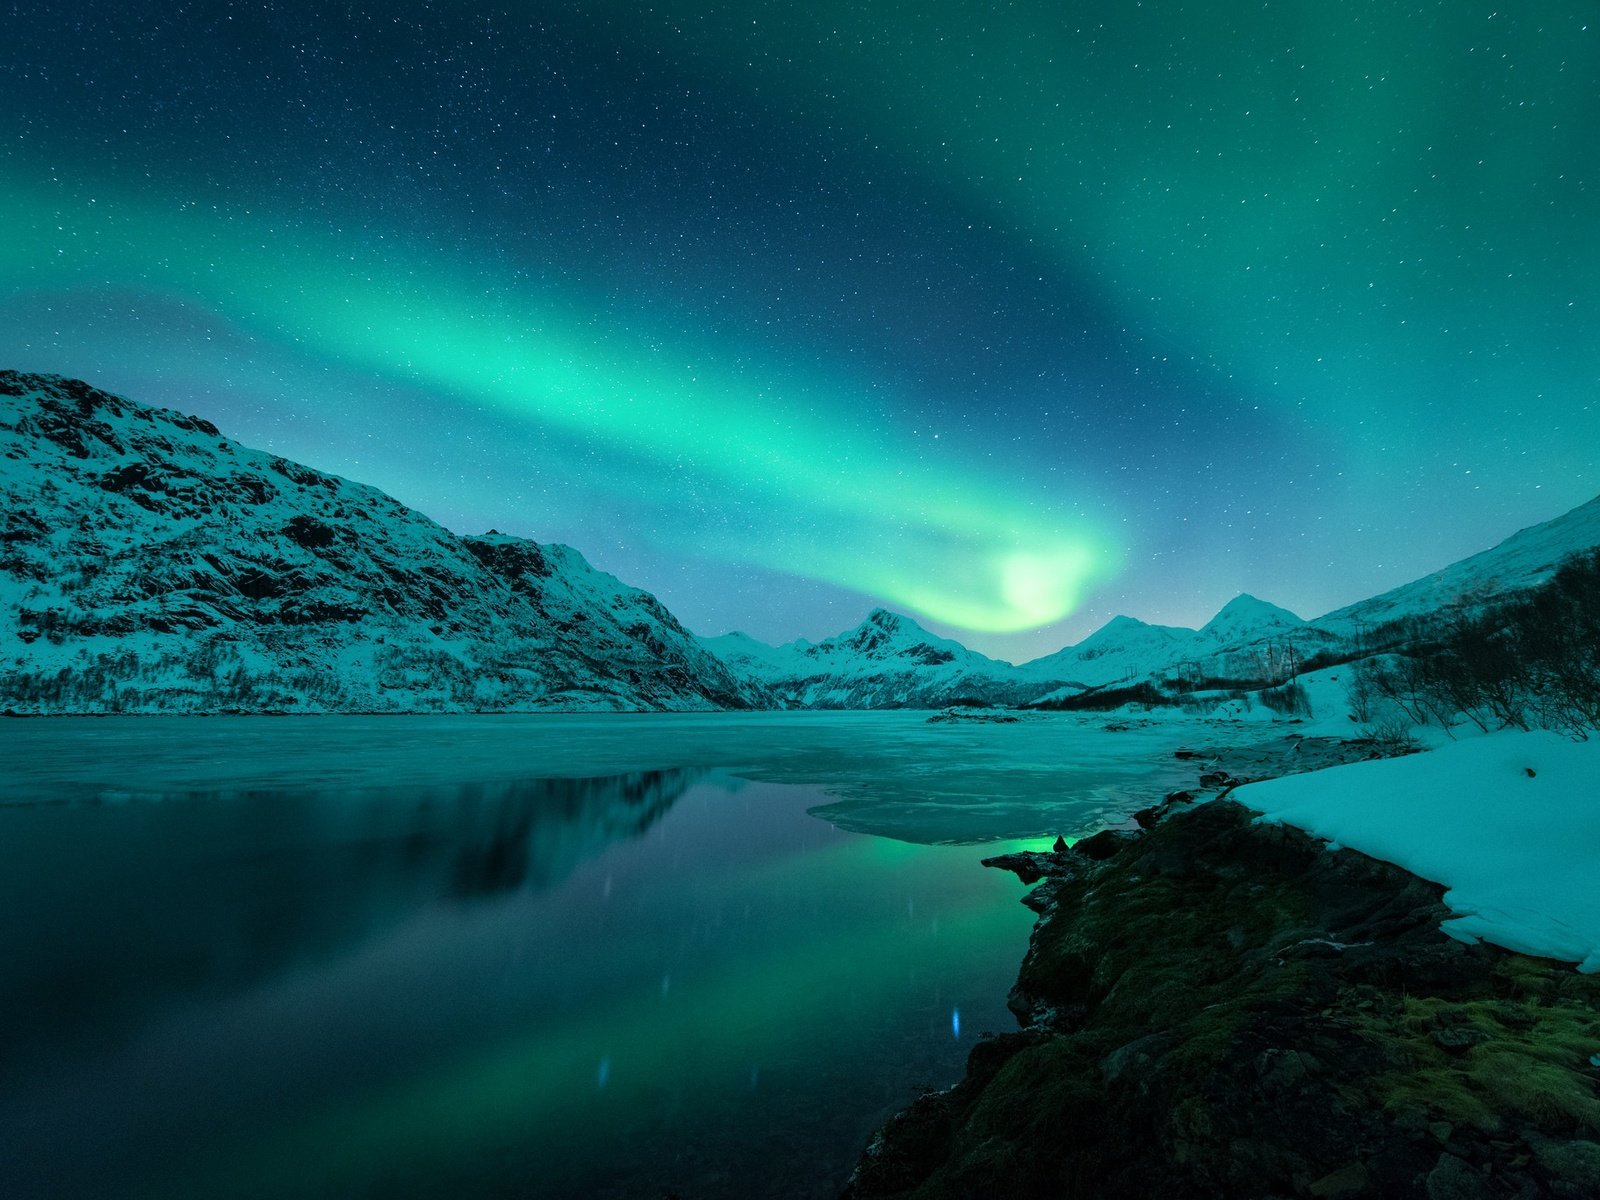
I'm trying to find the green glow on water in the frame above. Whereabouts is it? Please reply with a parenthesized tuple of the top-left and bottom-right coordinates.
(153, 831, 1037, 1198)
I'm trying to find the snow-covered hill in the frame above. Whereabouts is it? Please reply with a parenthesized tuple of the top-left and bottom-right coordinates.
(1016, 596, 1332, 694)
(0, 371, 764, 713)
(1019, 615, 1199, 690)
(1313, 494, 1600, 642)
(700, 609, 1075, 709)
(1009, 498, 1600, 699)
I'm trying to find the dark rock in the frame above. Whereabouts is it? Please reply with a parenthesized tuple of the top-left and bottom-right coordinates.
(849, 799, 1600, 1200)
(980, 851, 1065, 886)
(1071, 828, 1135, 860)
(283, 514, 337, 550)
(1100, 1032, 1169, 1085)
(927, 707, 1019, 724)
(1052, 835, 1068, 853)
(1430, 1026, 1486, 1054)
(1489, 1001, 1535, 1029)
(99, 462, 159, 493)
(1528, 1136, 1600, 1192)
(1425, 1153, 1491, 1200)
(1308, 1163, 1371, 1198)
(1164, 789, 1196, 804)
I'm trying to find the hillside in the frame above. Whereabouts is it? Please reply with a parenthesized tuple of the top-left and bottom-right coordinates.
(1316, 494, 1600, 642)
(0, 372, 763, 713)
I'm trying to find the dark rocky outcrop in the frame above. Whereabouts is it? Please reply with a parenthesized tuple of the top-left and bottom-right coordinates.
(847, 800, 1600, 1200)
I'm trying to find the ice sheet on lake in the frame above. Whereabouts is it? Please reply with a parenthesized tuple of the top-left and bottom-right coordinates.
(0, 711, 1208, 842)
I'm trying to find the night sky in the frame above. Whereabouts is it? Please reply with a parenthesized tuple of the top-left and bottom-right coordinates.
(4, 2, 1597, 660)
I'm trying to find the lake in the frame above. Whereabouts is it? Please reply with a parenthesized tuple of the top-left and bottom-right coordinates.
(0, 713, 1199, 1198)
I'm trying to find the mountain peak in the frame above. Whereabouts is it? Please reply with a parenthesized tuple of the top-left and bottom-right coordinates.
(841, 607, 933, 652)
(1103, 614, 1149, 630)
(1199, 593, 1306, 644)
(863, 606, 915, 629)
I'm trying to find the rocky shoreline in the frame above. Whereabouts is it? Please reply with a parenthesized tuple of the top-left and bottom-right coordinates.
(844, 739, 1600, 1199)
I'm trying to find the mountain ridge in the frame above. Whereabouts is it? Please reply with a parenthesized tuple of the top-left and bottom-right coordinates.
(699, 606, 1069, 709)
(0, 371, 764, 713)
(706, 499, 1600, 703)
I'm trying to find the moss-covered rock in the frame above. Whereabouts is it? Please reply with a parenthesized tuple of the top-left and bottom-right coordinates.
(845, 800, 1600, 1199)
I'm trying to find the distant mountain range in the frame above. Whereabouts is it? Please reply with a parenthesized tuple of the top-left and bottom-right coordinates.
(4, 370, 1598, 713)
(701, 609, 1074, 709)
(706, 499, 1600, 708)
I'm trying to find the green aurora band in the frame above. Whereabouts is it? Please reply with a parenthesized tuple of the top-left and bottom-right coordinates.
(1, 170, 1112, 634)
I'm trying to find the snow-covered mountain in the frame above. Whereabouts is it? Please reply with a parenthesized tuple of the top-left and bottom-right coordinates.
(1012, 596, 1328, 694)
(702, 595, 1329, 707)
(1012, 499, 1600, 697)
(706, 491, 1600, 708)
(0, 371, 764, 713)
(700, 609, 1076, 708)
(1019, 615, 1199, 690)
(1199, 593, 1305, 645)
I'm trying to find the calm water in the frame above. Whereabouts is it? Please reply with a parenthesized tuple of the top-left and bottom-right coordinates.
(0, 713, 1198, 1198)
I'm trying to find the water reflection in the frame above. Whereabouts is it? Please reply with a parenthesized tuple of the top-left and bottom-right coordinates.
(0, 754, 1037, 1200)
(0, 769, 702, 1065)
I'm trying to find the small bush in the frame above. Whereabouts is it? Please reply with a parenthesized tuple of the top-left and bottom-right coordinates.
(1258, 681, 1311, 717)
(1363, 716, 1421, 757)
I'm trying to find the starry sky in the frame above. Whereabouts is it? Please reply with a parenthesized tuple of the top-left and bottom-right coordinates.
(3, 1, 1597, 661)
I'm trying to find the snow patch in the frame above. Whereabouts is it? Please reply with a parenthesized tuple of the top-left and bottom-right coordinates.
(1240, 732, 1600, 972)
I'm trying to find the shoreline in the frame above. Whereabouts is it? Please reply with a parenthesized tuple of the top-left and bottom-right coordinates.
(844, 741, 1600, 1199)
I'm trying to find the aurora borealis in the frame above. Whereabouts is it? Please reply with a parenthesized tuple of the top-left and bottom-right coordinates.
(4, 2, 1597, 658)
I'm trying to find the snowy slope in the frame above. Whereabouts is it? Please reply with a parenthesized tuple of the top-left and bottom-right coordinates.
(0, 371, 764, 713)
(700, 609, 1075, 708)
(1312, 494, 1600, 640)
(1020, 615, 1200, 689)
(1017, 598, 1339, 694)
(698, 630, 810, 683)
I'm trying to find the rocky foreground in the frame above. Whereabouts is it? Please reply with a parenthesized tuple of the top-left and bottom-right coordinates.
(845, 774, 1600, 1198)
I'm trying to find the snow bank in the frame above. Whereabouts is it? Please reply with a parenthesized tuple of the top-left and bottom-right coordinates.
(1237, 731, 1600, 972)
